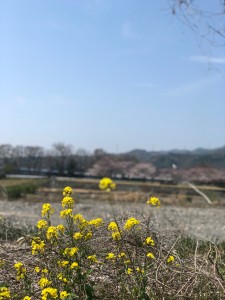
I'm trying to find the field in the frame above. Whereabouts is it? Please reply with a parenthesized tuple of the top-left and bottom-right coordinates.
(1, 177, 225, 242)
(1, 178, 225, 299)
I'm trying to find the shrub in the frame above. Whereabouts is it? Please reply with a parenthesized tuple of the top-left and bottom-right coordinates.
(0, 185, 224, 299)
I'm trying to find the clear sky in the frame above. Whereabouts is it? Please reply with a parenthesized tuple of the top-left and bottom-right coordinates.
(0, 0, 225, 153)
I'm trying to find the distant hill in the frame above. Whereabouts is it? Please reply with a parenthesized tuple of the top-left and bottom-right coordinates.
(125, 146, 225, 170)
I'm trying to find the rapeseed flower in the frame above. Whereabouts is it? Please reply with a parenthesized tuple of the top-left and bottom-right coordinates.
(60, 291, 70, 299)
(84, 231, 93, 240)
(63, 247, 79, 257)
(57, 273, 68, 283)
(57, 260, 69, 267)
(61, 196, 74, 208)
(23, 297, 31, 300)
(56, 224, 66, 233)
(126, 268, 133, 275)
(0, 287, 10, 299)
(31, 238, 45, 255)
(167, 255, 175, 263)
(118, 252, 126, 259)
(46, 226, 58, 240)
(147, 196, 160, 207)
(146, 252, 155, 259)
(99, 177, 116, 191)
(87, 255, 98, 263)
(14, 262, 26, 281)
(42, 268, 48, 274)
(106, 252, 116, 260)
(34, 266, 40, 273)
(63, 186, 72, 196)
(60, 209, 73, 219)
(70, 262, 79, 269)
(88, 218, 103, 227)
(73, 232, 83, 240)
(136, 267, 144, 274)
(144, 237, 155, 246)
(41, 203, 54, 217)
(38, 277, 51, 288)
(37, 219, 48, 229)
(41, 287, 58, 300)
(124, 217, 140, 230)
(108, 221, 119, 232)
(111, 231, 121, 240)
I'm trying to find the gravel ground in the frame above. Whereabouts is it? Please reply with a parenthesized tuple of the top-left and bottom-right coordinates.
(0, 197, 225, 242)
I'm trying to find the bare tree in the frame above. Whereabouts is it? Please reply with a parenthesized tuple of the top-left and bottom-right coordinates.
(23, 146, 44, 173)
(167, 0, 225, 46)
(51, 143, 73, 176)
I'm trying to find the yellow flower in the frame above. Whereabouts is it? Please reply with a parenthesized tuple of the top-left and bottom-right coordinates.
(147, 196, 160, 207)
(88, 218, 103, 227)
(118, 252, 126, 259)
(0, 287, 11, 299)
(73, 214, 88, 229)
(31, 237, 45, 255)
(58, 260, 69, 267)
(60, 209, 73, 219)
(106, 252, 116, 260)
(57, 273, 68, 283)
(41, 203, 54, 217)
(124, 260, 131, 264)
(34, 266, 40, 273)
(73, 232, 83, 240)
(37, 219, 48, 229)
(63, 186, 73, 196)
(144, 237, 155, 246)
(60, 291, 70, 299)
(99, 177, 116, 191)
(38, 277, 51, 288)
(84, 231, 93, 240)
(46, 226, 58, 240)
(41, 287, 58, 300)
(14, 262, 24, 271)
(63, 247, 79, 257)
(136, 267, 144, 274)
(146, 252, 155, 259)
(111, 231, 121, 240)
(108, 221, 119, 232)
(14, 262, 26, 280)
(124, 217, 140, 230)
(62, 196, 74, 208)
(70, 262, 79, 269)
(23, 296, 31, 300)
(56, 224, 66, 233)
(167, 255, 175, 263)
(87, 255, 98, 263)
(42, 268, 48, 274)
(126, 268, 133, 275)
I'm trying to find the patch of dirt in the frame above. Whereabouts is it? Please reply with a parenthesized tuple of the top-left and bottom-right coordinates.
(0, 196, 225, 243)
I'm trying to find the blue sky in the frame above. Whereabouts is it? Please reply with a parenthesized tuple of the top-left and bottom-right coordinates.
(0, 0, 225, 153)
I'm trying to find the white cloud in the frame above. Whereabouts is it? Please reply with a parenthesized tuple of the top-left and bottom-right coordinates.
(190, 55, 225, 64)
(121, 22, 141, 39)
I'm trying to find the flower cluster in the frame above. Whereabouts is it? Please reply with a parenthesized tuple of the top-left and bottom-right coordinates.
(14, 262, 26, 281)
(147, 196, 160, 207)
(124, 217, 140, 230)
(0, 287, 10, 299)
(99, 177, 116, 191)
